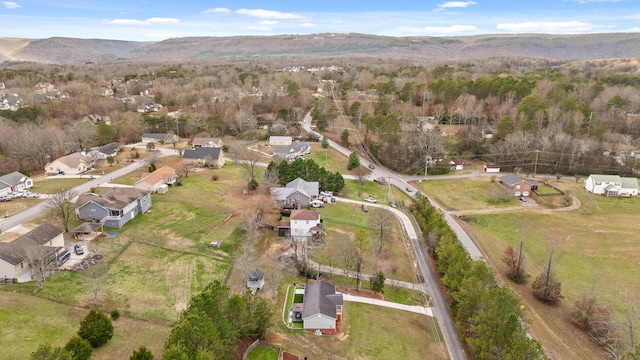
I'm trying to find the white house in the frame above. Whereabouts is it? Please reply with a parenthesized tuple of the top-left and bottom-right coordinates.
(290, 209, 323, 242)
(0, 222, 65, 283)
(191, 137, 223, 149)
(449, 158, 464, 171)
(585, 174, 638, 197)
(0, 171, 33, 196)
(301, 281, 343, 335)
(134, 166, 178, 192)
(86, 142, 120, 161)
(44, 153, 92, 175)
(269, 136, 293, 146)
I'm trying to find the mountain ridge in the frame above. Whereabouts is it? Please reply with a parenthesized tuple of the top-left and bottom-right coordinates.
(2, 32, 640, 64)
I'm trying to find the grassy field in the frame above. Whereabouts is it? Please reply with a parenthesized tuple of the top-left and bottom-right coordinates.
(0, 291, 170, 360)
(273, 299, 446, 360)
(246, 346, 279, 360)
(316, 202, 414, 283)
(430, 177, 638, 359)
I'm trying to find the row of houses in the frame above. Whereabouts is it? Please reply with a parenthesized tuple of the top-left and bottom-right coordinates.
(0, 171, 33, 197)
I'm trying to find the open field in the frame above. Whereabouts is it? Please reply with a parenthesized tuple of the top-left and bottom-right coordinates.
(272, 297, 446, 360)
(316, 202, 414, 283)
(430, 177, 637, 359)
(0, 291, 170, 360)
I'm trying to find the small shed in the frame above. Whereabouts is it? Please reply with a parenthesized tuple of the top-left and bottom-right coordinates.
(71, 222, 103, 239)
(483, 164, 501, 173)
(247, 269, 265, 291)
(157, 184, 169, 194)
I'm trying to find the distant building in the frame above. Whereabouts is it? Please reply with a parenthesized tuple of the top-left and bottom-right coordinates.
(269, 136, 293, 146)
(585, 174, 638, 197)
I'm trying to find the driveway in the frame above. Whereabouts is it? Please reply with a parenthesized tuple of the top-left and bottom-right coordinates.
(341, 293, 433, 316)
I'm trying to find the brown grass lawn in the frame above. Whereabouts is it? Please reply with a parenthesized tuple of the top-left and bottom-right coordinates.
(433, 177, 639, 360)
(0, 291, 170, 360)
(270, 300, 446, 360)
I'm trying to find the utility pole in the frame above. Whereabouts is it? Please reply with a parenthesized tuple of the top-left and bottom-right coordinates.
(533, 150, 540, 177)
(424, 154, 429, 180)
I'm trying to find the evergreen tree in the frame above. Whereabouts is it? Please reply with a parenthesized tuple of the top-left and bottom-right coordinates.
(78, 310, 114, 348)
(64, 336, 92, 360)
(130, 346, 154, 360)
(347, 152, 360, 170)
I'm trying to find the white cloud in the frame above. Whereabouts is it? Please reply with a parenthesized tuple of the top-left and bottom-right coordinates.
(496, 21, 597, 33)
(202, 8, 231, 15)
(300, 23, 315, 28)
(236, 9, 304, 20)
(438, 1, 478, 9)
(259, 20, 278, 25)
(422, 24, 478, 34)
(145, 33, 175, 38)
(2, 1, 21, 9)
(105, 17, 180, 26)
(626, 13, 640, 20)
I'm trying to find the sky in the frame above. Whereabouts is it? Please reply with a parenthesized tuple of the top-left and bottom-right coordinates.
(1, 0, 639, 41)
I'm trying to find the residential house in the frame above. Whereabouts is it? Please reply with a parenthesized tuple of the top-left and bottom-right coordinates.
(140, 133, 180, 144)
(86, 142, 120, 161)
(585, 174, 639, 197)
(301, 281, 343, 335)
(289, 209, 323, 242)
(44, 152, 92, 175)
(134, 166, 178, 193)
(83, 114, 111, 125)
(269, 136, 293, 146)
(449, 158, 464, 171)
(247, 269, 265, 291)
(273, 143, 311, 161)
(271, 177, 319, 207)
(483, 164, 501, 173)
(0, 222, 65, 283)
(1, 96, 22, 111)
(499, 174, 535, 197)
(191, 137, 223, 149)
(75, 187, 152, 228)
(136, 102, 164, 114)
(0, 171, 33, 196)
(182, 147, 225, 168)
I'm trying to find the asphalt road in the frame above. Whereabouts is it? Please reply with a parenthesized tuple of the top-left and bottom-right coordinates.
(0, 144, 179, 233)
(303, 112, 467, 360)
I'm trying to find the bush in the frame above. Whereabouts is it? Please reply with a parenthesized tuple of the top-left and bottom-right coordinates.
(211, 174, 219, 181)
(110, 309, 120, 320)
(130, 346, 154, 360)
(64, 336, 92, 360)
(78, 310, 114, 348)
(30, 343, 72, 360)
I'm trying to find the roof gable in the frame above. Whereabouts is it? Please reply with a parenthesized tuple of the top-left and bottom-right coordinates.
(136, 166, 176, 186)
(0, 171, 28, 186)
(500, 174, 525, 186)
(291, 209, 320, 221)
(302, 281, 343, 319)
(0, 222, 63, 266)
(76, 187, 148, 210)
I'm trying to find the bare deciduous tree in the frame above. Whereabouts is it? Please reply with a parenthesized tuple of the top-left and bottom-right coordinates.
(232, 143, 262, 189)
(46, 189, 78, 232)
(24, 243, 57, 289)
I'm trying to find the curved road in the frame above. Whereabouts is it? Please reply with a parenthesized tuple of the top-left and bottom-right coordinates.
(0, 145, 177, 233)
(303, 112, 467, 360)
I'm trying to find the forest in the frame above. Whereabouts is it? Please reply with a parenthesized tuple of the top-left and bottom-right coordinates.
(1, 56, 638, 178)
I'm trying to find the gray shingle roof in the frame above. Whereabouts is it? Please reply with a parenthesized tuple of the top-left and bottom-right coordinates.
(182, 147, 221, 160)
(76, 187, 148, 211)
(0, 222, 63, 266)
(302, 281, 343, 319)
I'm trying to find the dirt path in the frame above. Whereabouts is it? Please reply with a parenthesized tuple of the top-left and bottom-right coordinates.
(452, 194, 581, 216)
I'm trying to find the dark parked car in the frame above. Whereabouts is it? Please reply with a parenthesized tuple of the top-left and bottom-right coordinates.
(368, 164, 375, 170)
(74, 244, 84, 255)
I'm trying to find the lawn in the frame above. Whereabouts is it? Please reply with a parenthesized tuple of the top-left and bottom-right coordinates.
(276, 300, 446, 360)
(417, 176, 521, 211)
(0, 291, 170, 360)
(246, 346, 279, 360)
(429, 177, 638, 359)
(316, 203, 414, 282)
(31, 177, 88, 194)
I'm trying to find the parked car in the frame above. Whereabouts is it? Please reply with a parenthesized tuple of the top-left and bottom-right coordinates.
(12, 190, 28, 198)
(363, 196, 377, 203)
(0, 195, 11, 202)
(57, 250, 71, 265)
(74, 244, 84, 255)
(25, 192, 40, 198)
(361, 204, 369, 212)
(405, 187, 413, 193)
(368, 164, 375, 170)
